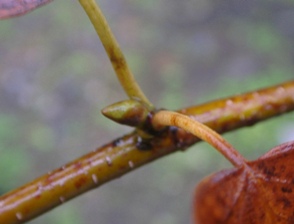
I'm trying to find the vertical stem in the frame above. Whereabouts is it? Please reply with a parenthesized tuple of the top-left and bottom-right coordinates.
(152, 110, 247, 167)
(79, 0, 153, 109)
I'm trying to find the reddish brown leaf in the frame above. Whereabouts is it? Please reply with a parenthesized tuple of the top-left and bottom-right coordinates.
(194, 141, 294, 224)
(0, 0, 52, 19)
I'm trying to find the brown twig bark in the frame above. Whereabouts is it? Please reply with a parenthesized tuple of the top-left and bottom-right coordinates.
(0, 80, 293, 224)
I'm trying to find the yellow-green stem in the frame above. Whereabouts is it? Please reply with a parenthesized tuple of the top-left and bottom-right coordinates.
(79, 0, 153, 109)
(0, 81, 293, 223)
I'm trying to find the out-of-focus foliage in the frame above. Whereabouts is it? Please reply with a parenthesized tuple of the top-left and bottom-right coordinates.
(0, 0, 52, 19)
(0, 1, 294, 223)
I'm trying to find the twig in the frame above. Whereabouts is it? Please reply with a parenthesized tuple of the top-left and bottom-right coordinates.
(79, 0, 153, 109)
(0, 80, 293, 224)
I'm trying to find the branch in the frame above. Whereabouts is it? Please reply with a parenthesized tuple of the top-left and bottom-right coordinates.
(0, 80, 293, 223)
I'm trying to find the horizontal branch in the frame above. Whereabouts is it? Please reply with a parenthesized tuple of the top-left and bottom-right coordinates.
(0, 80, 294, 224)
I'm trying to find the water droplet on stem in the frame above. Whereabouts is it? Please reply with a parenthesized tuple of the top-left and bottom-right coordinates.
(59, 196, 65, 203)
(16, 212, 23, 220)
(92, 174, 99, 184)
(128, 161, 134, 168)
(105, 156, 112, 166)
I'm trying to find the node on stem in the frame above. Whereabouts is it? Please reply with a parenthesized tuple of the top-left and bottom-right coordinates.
(152, 110, 247, 167)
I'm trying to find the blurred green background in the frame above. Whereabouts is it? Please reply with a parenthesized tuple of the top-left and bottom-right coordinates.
(0, 0, 294, 223)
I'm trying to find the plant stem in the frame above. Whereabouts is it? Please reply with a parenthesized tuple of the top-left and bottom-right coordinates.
(0, 80, 293, 223)
(79, 0, 153, 109)
(152, 110, 246, 167)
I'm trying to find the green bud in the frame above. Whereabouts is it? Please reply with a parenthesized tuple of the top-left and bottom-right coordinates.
(102, 100, 150, 127)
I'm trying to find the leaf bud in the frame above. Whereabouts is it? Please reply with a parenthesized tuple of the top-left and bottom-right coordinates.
(102, 100, 150, 127)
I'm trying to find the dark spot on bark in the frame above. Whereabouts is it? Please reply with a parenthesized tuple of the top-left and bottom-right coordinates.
(139, 112, 157, 134)
(279, 164, 286, 172)
(108, 47, 126, 70)
(136, 138, 152, 151)
(281, 187, 292, 193)
(277, 197, 292, 208)
(169, 126, 182, 147)
(74, 177, 87, 189)
(112, 138, 123, 147)
(260, 164, 276, 176)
